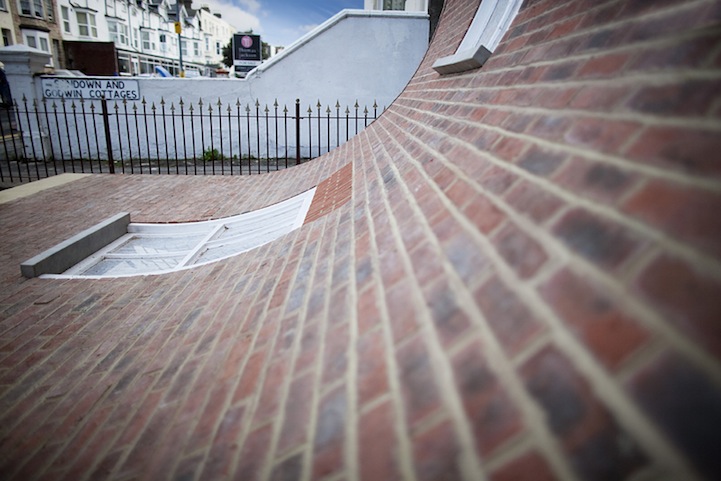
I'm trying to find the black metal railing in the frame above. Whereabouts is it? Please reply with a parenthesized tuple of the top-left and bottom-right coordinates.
(0, 96, 382, 184)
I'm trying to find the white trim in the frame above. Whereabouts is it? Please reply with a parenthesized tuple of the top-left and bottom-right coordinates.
(432, 0, 522, 74)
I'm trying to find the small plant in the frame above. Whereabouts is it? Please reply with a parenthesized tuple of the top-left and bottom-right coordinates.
(202, 148, 225, 162)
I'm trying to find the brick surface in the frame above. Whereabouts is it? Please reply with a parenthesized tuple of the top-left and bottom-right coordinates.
(1, 0, 720, 480)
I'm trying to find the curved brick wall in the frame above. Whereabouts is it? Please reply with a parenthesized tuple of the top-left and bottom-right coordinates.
(1, 0, 721, 480)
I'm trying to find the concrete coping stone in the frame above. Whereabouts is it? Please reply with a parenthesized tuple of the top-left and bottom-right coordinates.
(20, 212, 130, 278)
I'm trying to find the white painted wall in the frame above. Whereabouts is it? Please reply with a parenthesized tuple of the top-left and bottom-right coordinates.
(137, 10, 429, 111)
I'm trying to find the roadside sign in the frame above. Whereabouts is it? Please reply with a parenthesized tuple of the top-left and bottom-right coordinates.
(41, 78, 141, 100)
(232, 34, 261, 69)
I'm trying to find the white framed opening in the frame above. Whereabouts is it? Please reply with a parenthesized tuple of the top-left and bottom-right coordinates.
(46, 188, 315, 279)
(432, 0, 523, 74)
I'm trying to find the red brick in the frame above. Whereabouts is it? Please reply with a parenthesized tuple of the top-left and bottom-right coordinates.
(563, 117, 640, 155)
(452, 341, 523, 456)
(295, 321, 321, 374)
(233, 346, 268, 403)
(541, 268, 650, 370)
(624, 181, 721, 259)
(474, 276, 544, 356)
(235, 424, 273, 481)
(277, 372, 314, 453)
(357, 328, 389, 406)
(553, 157, 638, 205)
(490, 450, 558, 481)
(577, 52, 631, 78)
(385, 282, 422, 342)
(359, 401, 402, 481)
(412, 420, 464, 481)
(636, 255, 721, 361)
(504, 179, 564, 224)
(568, 84, 631, 111)
(396, 335, 442, 426)
(312, 386, 347, 479)
(493, 222, 549, 279)
(462, 191, 506, 234)
(199, 404, 246, 479)
(520, 346, 649, 480)
(624, 126, 721, 178)
(254, 359, 289, 423)
(553, 208, 642, 270)
(356, 286, 381, 335)
(322, 322, 349, 385)
(626, 352, 721, 480)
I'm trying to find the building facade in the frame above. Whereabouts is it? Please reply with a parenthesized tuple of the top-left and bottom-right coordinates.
(4, 0, 235, 76)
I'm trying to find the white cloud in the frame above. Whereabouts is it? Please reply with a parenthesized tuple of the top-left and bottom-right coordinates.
(191, 0, 262, 33)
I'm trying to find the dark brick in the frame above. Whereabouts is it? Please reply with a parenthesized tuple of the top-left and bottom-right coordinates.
(313, 386, 347, 478)
(493, 222, 548, 279)
(517, 146, 566, 177)
(636, 256, 721, 361)
(490, 450, 558, 481)
(541, 268, 649, 370)
(474, 276, 544, 356)
(452, 341, 523, 456)
(624, 181, 721, 259)
(627, 353, 721, 480)
(413, 421, 464, 481)
(397, 336, 441, 426)
(521, 347, 648, 481)
(270, 453, 303, 481)
(553, 208, 640, 269)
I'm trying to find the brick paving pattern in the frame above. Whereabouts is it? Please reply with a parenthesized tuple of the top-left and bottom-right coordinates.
(2, 0, 721, 480)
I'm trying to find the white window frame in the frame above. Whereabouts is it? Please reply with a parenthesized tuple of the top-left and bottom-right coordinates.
(61, 6, 71, 34)
(18, 0, 44, 18)
(109, 21, 129, 46)
(0, 0, 7, 12)
(21, 29, 51, 55)
(432, 0, 523, 74)
(76, 11, 98, 38)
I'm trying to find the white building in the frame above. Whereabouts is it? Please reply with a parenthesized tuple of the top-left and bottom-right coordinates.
(52, 0, 235, 75)
(364, 0, 429, 11)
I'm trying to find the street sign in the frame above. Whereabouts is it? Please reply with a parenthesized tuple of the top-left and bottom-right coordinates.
(232, 34, 261, 69)
(41, 77, 140, 100)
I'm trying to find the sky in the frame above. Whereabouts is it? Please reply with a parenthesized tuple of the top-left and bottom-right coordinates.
(193, 0, 366, 48)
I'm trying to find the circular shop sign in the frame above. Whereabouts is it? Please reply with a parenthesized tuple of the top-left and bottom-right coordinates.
(241, 36, 253, 48)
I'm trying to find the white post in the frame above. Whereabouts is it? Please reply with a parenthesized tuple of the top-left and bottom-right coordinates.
(0, 45, 53, 159)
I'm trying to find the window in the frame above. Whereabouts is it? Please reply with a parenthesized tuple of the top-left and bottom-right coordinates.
(383, 0, 406, 10)
(44, 0, 52, 21)
(18, 0, 44, 17)
(61, 6, 70, 33)
(432, 0, 523, 74)
(215, 41, 220, 55)
(22, 30, 51, 53)
(181, 40, 187, 56)
(133, 28, 139, 48)
(109, 21, 129, 45)
(42, 189, 315, 278)
(141, 31, 155, 51)
(193, 41, 199, 56)
(76, 11, 98, 37)
(0, 0, 7, 11)
(2, 29, 12, 46)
